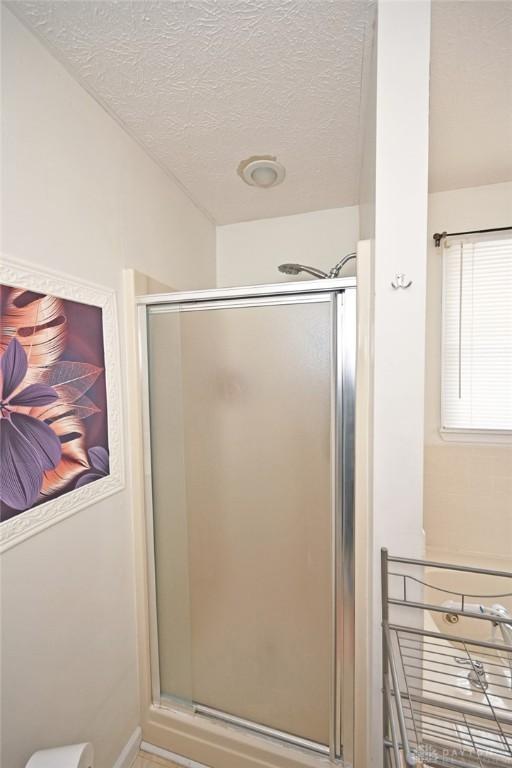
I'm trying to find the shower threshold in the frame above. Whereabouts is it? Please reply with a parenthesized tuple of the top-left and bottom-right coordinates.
(159, 695, 330, 756)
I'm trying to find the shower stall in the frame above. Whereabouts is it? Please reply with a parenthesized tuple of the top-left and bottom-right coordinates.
(137, 278, 356, 764)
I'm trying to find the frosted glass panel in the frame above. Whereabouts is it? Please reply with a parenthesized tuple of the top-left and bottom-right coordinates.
(148, 298, 333, 745)
(148, 310, 193, 704)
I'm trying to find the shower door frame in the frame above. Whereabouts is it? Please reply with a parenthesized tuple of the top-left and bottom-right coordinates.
(137, 278, 356, 765)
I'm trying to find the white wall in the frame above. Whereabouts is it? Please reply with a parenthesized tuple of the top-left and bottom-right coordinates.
(0, 9, 216, 768)
(424, 181, 512, 567)
(371, 2, 431, 766)
(216, 206, 359, 287)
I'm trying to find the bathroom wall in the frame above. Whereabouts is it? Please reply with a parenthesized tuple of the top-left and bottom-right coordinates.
(216, 206, 359, 287)
(1, 9, 216, 768)
(370, 2, 431, 766)
(424, 180, 512, 570)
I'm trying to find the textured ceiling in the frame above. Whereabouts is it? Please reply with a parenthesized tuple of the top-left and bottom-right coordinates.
(10, 1, 510, 223)
(429, 0, 512, 192)
(11, 0, 373, 224)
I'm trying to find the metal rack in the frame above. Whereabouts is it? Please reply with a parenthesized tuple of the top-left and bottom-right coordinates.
(382, 549, 512, 767)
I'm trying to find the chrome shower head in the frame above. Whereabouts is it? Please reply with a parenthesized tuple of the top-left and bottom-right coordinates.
(278, 263, 329, 279)
(278, 263, 302, 275)
(278, 253, 356, 281)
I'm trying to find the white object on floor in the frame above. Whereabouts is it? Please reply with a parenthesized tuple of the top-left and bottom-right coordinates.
(25, 743, 93, 768)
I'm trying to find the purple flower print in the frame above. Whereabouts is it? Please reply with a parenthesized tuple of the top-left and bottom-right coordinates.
(0, 338, 62, 510)
(75, 446, 109, 488)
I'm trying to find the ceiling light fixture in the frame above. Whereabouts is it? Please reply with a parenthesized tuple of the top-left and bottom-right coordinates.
(237, 156, 286, 189)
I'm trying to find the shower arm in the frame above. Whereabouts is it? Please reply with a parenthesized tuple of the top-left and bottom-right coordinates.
(328, 252, 357, 278)
(278, 252, 357, 280)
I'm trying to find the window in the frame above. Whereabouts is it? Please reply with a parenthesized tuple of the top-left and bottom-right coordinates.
(441, 234, 512, 436)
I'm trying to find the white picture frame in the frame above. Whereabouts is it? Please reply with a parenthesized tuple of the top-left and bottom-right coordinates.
(0, 254, 124, 552)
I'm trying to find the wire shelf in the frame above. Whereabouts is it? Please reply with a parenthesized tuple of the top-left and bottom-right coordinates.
(382, 549, 512, 768)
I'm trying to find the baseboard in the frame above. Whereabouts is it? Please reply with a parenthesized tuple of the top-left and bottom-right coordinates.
(113, 726, 142, 768)
(140, 740, 208, 768)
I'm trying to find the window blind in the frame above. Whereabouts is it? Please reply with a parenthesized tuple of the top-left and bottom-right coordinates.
(441, 236, 512, 432)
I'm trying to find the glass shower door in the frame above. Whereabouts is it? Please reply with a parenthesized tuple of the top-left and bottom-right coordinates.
(144, 290, 351, 756)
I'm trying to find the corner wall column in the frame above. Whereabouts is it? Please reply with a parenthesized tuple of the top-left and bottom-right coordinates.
(370, 2, 431, 765)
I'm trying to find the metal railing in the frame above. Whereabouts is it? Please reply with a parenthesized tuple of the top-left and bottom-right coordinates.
(382, 549, 512, 768)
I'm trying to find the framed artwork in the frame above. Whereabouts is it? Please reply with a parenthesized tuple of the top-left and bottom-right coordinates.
(0, 255, 124, 552)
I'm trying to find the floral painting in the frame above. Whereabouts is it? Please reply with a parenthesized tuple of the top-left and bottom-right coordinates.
(0, 285, 110, 522)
